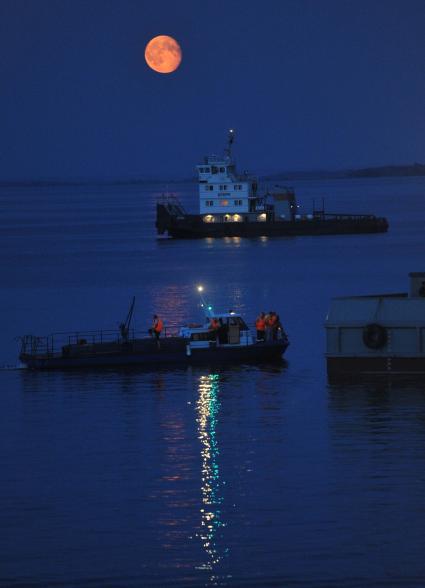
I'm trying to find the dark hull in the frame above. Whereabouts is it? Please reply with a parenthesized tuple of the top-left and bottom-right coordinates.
(20, 337, 288, 370)
(327, 356, 425, 377)
(156, 209, 389, 239)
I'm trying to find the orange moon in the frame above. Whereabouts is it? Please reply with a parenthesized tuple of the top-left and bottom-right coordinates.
(145, 35, 182, 74)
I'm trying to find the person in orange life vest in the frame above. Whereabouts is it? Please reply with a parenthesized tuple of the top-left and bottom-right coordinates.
(152, 315, 163, 342)
(265, 311, 277, 342)
(209, 317, 220, 342)
(209, 317, 220, 331)
(255, 312, 266, 341)
(269, 312, 278, 340)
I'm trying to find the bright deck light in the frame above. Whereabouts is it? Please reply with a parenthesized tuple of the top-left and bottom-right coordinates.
(197, 285, 204, 292)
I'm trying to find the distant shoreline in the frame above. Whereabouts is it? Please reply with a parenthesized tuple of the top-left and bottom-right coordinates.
(1, 163, 424, 187)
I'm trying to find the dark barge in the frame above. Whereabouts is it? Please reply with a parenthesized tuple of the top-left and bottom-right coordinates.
(156, 130, 388, 239)
(325, 273, 425, 378)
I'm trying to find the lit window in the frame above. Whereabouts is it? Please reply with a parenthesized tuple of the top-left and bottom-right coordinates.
(220, 200, 229, 206)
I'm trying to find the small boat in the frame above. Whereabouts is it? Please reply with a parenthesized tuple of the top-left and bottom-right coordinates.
(156, 130, 389, 239)
(18, 296, 289, 370)
(325, 272, 425, 377)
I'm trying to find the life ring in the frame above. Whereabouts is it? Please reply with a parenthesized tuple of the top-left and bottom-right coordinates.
(362, 323, 387, 350)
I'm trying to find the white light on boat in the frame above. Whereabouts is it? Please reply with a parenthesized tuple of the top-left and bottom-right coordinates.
(232, 214, 242, 222)
(258, 213, 267, 222)
(197, 285, 204, 292)
(203, 215, 215, 223)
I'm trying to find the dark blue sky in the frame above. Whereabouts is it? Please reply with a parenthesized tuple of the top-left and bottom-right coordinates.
(0, 0, 424, 180)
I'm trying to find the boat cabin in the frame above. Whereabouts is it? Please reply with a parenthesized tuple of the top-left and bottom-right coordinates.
(180, 311, 253, 348)
(197, 130, 297, 223)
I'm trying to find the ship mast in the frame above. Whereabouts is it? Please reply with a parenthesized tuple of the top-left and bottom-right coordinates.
(224, 128, 235, 160)
(119, 296, 135, 341)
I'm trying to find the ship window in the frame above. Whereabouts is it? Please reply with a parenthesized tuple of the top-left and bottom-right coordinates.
(191, 331, 212, 340)
(205, 167, 210, 173)
(205, 200, 214, 206)
(234, 199, 242, 206)
(220, 200, 229, 206)
(211, 166, 218, 174)
(234, 184, 242, 190)
(207, 185, 214, 191)
(230, 316, 248, 330)
(220, 167, 225, 173)
(219, 184, 228, 191)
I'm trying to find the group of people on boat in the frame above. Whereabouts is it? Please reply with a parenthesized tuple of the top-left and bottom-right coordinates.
(148, 311, 284, 346)
(255, 311, 282, 342)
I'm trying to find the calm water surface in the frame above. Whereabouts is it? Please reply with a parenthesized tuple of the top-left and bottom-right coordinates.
(1, 178, 425, 587)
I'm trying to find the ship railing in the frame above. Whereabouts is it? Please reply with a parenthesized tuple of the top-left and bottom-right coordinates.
(19, 330, 131, 357)
(157, 193, 187, 215)
(312, 212, 379, 220)
(19, 324, 196, 356)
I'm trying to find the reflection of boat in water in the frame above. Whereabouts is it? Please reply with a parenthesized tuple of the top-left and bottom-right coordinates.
(19, 295, 289, 370)
(326, 272, 425, 377)
(156, 130, 388, 239)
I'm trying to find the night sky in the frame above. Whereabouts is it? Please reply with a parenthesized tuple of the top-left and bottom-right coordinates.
(0, 0, 424, 181)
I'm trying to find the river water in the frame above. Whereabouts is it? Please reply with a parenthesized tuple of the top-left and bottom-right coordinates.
(1, 177, 425, 587)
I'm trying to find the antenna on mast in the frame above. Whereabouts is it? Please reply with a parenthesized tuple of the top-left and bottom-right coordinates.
(197, 285, 214, 318)
(224, 128, 235, 159)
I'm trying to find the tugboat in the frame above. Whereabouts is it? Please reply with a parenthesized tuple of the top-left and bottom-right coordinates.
(325, 272, 425, 377)
(18, 293, 289, 370)
(156, 130, 388, 238)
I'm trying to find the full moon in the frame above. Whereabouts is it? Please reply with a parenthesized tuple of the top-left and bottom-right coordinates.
(145, 35, 182, 74)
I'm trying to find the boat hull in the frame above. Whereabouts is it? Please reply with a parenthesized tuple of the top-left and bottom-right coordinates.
(156, 207, 389, 239)
(327, 355, 425, 378)
(20, 337, 288, 370)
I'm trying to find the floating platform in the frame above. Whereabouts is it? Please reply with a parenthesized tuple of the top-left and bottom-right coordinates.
(325, 272, 425, 377)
